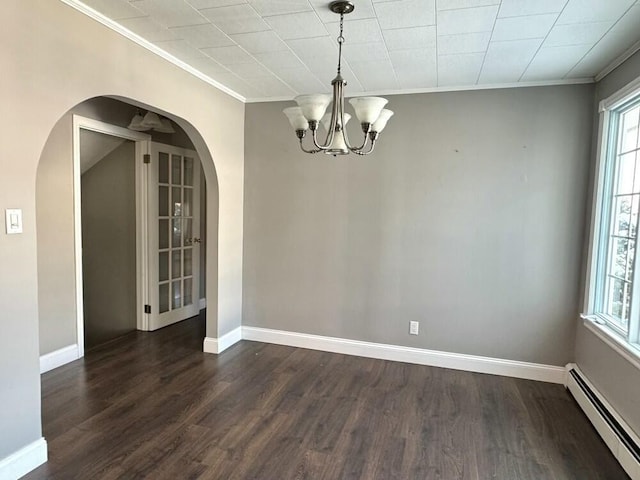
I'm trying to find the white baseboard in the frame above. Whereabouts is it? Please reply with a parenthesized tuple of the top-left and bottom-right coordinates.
(241, 326, 567, 384)
(203, 327, 242, 354)
(0, 437, 47, 480)
(566, 365, 640, 480)
(40, 344, 80, 374)
(199, 298, 206, 310)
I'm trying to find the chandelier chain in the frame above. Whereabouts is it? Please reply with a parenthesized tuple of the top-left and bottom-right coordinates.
(337, 12, 345, 75)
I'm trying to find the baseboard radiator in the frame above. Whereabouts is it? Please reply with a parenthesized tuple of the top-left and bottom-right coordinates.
(566, 367, 640, 479)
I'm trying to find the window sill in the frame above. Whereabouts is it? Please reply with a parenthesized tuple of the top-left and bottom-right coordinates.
(582, 317, 640, 372)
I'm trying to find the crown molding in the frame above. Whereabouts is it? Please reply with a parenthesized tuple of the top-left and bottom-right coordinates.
(245, 77, 595, 103)
(595, 39, 640, 83)
(58, 0, 246, 103)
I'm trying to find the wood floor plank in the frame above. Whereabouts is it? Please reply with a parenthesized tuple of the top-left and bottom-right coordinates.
(24, 314, 630, 480)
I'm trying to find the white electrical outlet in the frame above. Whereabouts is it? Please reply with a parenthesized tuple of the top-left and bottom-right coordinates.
(409, 321, 419, 335)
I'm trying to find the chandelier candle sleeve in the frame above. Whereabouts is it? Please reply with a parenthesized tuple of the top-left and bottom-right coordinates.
(282, 0, 393, 156)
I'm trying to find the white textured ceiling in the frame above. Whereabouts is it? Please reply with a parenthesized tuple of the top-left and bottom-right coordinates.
(73, 0, 640, 101)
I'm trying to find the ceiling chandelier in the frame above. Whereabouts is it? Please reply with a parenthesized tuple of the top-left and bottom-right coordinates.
(128, 110, 175, 133)
(283, 1, 393, 156)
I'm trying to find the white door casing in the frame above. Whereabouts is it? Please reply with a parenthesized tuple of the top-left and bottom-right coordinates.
(72, 115, 151, 355)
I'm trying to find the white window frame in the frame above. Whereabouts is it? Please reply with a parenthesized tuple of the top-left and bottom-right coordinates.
(584, 75, 640, 356)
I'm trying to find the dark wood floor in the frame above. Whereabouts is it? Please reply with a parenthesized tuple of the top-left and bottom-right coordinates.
(25, 314, 628, 480)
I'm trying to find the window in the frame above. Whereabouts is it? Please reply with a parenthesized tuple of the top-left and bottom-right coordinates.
(589, 83, 640, 347)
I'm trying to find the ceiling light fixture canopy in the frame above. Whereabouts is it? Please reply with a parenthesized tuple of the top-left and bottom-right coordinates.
(283, 1, 393, 156)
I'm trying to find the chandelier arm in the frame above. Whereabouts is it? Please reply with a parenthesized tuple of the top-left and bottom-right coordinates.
(353, 139, 376, 155)
(337, 80, 357, 152)
(311, 128, 332, 151)
(339, 92, 365, 152)
(299, 138, 321, 154)
(338, 82, 348, 145)
(326, 78, 342, 146)
(311, 79, 342, 150)
(348, 132, 369, 152)
(351, 130, 379, 155)
(346, 120, 372, 152)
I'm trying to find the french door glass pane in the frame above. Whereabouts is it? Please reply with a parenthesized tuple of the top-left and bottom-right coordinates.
(172, 250, 181, 279)
(159, 283, 170, 313)
(159, 219, 169, 249)
(159, 186, 169, 217)
(184, 219, 192, 245)
(183, 188, 193, 217)
(172, 280, 181, 309)
(172, 187, 182, 216)
(159, 153, 169, 184)
(172, 219, 182, 248)
(172, 155, 182, 185)
(184, 248, 193, 276)
(184, 157, 194, 186)
(184, 278, 193, 306)
(159, 251, 169, 282)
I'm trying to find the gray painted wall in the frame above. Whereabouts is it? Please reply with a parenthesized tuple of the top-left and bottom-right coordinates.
(576, 49, 640, 438)
(244, 85, 594, 366)
(36, 117, 77, 354)
(37, 97, 209, 355)
(81, 139, 137, 349)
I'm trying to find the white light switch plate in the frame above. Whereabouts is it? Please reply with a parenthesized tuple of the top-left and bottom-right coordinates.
(6, 209, 23, 234)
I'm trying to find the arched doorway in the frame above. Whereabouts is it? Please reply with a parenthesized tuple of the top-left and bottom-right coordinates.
(36, 96, 223, 368)
(0, 3, 244, 475)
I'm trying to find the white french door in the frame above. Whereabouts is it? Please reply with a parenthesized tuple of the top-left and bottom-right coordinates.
(146, 142, 201, 330)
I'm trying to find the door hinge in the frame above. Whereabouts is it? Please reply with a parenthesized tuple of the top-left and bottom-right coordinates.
(144, 304, 151, 314)
(143, 154, 151, 164)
